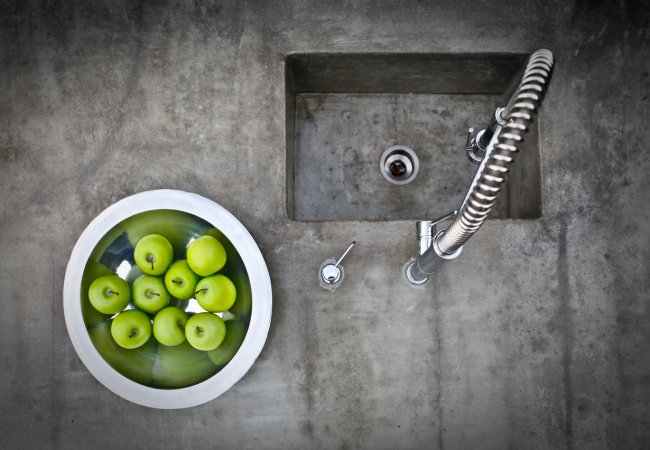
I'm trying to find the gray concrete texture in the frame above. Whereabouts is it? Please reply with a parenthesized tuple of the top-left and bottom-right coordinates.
(0, 0, 648, 448)
(292, 93, 511, 220)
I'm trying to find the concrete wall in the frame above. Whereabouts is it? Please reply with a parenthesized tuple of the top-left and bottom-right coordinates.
(1, 0, 648, 448)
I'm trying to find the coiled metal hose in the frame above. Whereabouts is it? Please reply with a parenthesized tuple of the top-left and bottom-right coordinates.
(437, 49, 554, 255)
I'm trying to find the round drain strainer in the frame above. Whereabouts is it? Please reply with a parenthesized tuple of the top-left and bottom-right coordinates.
(379, 145, 419, 185)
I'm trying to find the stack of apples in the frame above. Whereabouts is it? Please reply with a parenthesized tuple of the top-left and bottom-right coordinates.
(88, 234, 237, 353)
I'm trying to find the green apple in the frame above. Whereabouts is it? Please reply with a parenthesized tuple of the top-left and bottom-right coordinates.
(132, 274, 170, 314)
(134, 234, 174, 275)
(220, 267, 251, 317)
(185, 313, 226, 351)
(88, 321, 156, 385)
(152, 340, 217, 388)
(194, 274, 237, 312)
(186, 235, 227, 276)
(81, 260, 118, 327)
(153, 306, 188, 346)
(123, 210, 211, 253)
(202, 229, 250, 316)
(207, 319, 247, 367)
(111, 309, 152, 349)
(164, 260, 199, 300)
(88, 275, 131, 314)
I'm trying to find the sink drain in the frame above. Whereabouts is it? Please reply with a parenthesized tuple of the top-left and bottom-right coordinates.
(379, 145, 419, 185)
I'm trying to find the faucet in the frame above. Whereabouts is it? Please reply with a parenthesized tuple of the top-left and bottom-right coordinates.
(405, 49, 555, 285)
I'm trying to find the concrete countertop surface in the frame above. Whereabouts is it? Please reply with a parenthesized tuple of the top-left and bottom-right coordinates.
(1, 1, 648, 448)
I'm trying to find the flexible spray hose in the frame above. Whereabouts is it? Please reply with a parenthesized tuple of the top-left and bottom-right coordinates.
(437, 49, 554, 255)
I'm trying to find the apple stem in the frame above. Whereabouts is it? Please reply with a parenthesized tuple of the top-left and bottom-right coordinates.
(195, 288, 208, 295)
(105, 289, 119, 296)
(146, 290, 160, 297)
(129, 329, 138, 338)
(146, 255, 155, 270)
(172, 279, 183, 285)
(197, 326, 204, 336)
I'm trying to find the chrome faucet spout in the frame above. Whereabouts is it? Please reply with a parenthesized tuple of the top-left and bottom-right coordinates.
(405, 49, 554, 285)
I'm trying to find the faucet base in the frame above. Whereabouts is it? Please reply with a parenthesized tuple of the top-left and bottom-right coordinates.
(405, 232, 463, 286)
(403, 259, 429, 285)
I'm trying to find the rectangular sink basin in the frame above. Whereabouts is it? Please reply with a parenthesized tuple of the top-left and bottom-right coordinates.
(285, 53, 541, 221)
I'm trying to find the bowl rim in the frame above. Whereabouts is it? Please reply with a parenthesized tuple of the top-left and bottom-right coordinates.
(63, 189, 272, 409)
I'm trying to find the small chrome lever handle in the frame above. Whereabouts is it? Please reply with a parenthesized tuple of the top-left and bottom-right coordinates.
(416, 212, 456, 256)
(430, 211, 457, 230)
(417, 211, 457, 237)
(465, 127, 484, 164)
(465, 127, 475, 150)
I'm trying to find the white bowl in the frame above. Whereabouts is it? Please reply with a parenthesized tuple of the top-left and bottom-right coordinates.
(63, 190, 272, 409)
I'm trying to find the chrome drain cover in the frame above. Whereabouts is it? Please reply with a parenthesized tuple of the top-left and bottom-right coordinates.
(379, 145, 419, 185)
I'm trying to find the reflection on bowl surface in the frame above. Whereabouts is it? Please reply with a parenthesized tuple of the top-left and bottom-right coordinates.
(81, 209, 251, 389)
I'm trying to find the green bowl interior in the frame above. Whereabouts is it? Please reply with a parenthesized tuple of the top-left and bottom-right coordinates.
(81, 209, 252, 389)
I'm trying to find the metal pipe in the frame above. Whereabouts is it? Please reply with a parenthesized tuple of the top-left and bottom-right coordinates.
(406, 228, 463, 284)
(476, 107, 507, 151)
